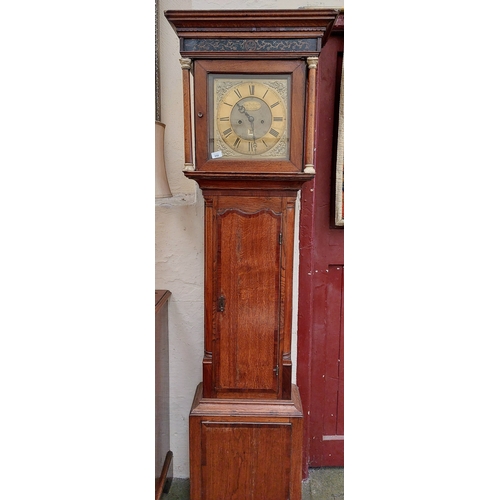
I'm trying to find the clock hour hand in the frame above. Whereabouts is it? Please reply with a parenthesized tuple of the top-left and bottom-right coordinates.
(237, 103, 254, 123)
(237, 104, 257, 147)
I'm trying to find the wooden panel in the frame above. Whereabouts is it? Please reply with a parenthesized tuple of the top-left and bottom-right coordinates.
(215, 209, 281, 397)
(203, 197, 216, 398)
(217, 195, 282, 213)
(201, 422, 292, 500)
(155, 290, 171, 480)
(337, 286, 344, 436)
(323, 266, 343, 438)
(280, 197, 296, 399)
(307, 266, 343, 466)
(189, 383, 303, 499)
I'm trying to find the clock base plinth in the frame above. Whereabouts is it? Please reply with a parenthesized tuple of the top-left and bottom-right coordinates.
(189, 383, 304, 500)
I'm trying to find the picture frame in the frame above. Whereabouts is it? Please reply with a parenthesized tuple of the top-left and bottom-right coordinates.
(335, 61, 344, 227)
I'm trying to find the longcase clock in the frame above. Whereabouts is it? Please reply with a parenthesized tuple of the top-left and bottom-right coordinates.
(165, 9, 339, 499)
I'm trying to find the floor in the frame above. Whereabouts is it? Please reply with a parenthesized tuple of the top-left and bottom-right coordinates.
(163, 467, 344, 499)
(302, 468, 344, 500)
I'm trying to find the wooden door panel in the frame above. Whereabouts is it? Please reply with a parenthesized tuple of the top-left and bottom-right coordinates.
(309, 266, 343, 465)
(201, 422, 292, 500)
(216, 209, 281, 396)
(337, 285, 344, 436)
(324, 265, 343, 438)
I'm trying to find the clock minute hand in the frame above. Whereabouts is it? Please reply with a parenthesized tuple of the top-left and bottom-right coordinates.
(250, 118, 257, 150)
(237, 103, 257, 149)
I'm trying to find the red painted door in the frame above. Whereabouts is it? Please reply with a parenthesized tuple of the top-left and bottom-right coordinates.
(297, 29, 344, 474)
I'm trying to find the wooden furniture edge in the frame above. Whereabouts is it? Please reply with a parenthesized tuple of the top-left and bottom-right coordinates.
(190, 382, 303, 418)
(155, 289, 171, 314)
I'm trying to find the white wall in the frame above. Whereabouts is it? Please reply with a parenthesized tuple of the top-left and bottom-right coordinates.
(156, 0, 343, 479)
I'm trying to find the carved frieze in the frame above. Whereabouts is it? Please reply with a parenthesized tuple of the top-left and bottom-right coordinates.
(182, 38, 318, 54)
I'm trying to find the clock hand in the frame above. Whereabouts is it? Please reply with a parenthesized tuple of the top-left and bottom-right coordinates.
(250, 119, 257, 151)
(237, 103, 257, 148)
(237, 104, 254, 123)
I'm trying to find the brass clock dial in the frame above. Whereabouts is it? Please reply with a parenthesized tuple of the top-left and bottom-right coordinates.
(211, 76, 290, 159)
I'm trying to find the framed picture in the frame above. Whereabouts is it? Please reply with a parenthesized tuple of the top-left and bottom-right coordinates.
(335, 61, 344, 227)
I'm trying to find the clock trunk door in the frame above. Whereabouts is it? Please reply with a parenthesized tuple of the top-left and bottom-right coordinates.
(215, 208, 282, 398)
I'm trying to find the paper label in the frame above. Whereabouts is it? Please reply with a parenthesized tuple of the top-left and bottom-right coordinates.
(211, 151, 223, 159)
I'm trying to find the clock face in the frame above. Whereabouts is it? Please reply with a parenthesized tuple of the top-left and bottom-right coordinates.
(210, 76, 290, 159)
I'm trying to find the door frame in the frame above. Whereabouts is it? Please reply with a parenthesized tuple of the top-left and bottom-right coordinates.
(297, 28, 344, 478)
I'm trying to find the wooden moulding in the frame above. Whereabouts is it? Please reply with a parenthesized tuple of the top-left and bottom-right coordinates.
(165, 9, 340, 59)
(190, 382, 303, 418)
(183, 171, 314, 192)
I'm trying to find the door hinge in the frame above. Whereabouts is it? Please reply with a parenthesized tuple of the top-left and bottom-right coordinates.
(273, 365, 279, 377)
(279, 233, 283, 245)
(217, 295, 226, 312)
